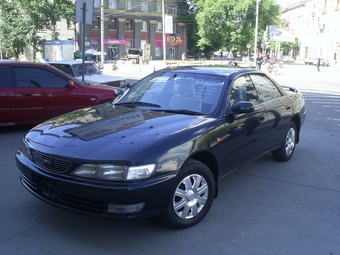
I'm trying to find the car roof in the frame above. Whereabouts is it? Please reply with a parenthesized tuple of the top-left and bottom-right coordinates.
(0, 61, 55, 68)
(159, 66, 256, 77)
(49, 60, 95, 65)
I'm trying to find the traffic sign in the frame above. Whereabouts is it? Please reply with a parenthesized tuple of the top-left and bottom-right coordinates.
(246, 43, 252, 49)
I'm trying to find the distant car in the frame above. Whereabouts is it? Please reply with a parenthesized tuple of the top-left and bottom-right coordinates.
(282, 56, 295, 62)
(126, 48, 142, 64)
(16, 66, 306, 229)
(304, 57, 314, 65)
(313, 58, 330, 67)
(49, 61, 126, 87)
(0, 61, 122, 126)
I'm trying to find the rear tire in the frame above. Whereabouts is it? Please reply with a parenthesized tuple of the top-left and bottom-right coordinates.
(272, 122, 297, 162)
(158, 159, 215, 229)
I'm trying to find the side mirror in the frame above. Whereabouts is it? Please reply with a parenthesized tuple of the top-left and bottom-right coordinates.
(230, 101, 254, 114)
(67, 80, 77, 89)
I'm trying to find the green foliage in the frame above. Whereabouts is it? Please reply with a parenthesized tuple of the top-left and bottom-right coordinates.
(192, 0, 281, 55)
(0, 0, 75, 60)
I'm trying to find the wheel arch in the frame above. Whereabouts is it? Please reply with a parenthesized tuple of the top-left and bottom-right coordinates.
(190, 151, 219, 198)
(291, 114, 301, 143)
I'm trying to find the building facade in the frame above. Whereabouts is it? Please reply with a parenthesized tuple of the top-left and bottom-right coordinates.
(89, 0, 186, 61)
(39, 0, 187, 61)
(281, 0, 340, 64)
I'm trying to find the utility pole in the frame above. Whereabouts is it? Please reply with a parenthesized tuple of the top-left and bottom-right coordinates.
(162, 0, 166, 65)
(254, 0, 259, 63)
(100, 0, 104, 67)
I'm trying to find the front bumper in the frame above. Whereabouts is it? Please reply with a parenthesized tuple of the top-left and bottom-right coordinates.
(16, 150, 177, 220)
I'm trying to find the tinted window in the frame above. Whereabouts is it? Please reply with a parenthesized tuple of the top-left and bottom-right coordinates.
(229, 75, 259, 106)
(0, 65, 15, 87)
(250, 74, 282, 103)
(13, 67, 68, 88)
(50, 64, 74, 76)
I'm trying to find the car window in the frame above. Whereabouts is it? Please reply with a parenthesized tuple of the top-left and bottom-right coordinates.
(249, 74, 282, 103)
(0, 65, 15, 87)
(116, 72, 225, 114)
(13, 67, 69, 88)
(76, 63, 101, 76)
(229, 75, 259, 107)
(51, 64, 74, 76)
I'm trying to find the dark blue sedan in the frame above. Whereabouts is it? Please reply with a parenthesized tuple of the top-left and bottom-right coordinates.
(16, 66, 306, 228)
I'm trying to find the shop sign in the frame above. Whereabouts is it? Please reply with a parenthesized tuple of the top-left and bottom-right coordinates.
(166, 35, 184, 46)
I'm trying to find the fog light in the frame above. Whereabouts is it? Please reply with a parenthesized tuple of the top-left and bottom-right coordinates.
(107, 203, 145, 214)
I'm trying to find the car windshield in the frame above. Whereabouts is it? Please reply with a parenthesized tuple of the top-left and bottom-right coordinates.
(114, 71, 226, 114)
(73, 63, 101, 76)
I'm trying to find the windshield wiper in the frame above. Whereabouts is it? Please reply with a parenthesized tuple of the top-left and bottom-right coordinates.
(115, 101, 161, 108)
(158, 109, 204, 115)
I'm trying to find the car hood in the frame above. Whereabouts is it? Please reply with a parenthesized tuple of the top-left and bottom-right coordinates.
(75, 73, 122, 84)
(27, 104, 207, 161)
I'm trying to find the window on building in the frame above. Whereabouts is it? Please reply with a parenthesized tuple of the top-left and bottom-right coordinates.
(173, 23, 177, 33)
(125, 20, 132, 30)
(141, 2, 148, 11)
(157, 22, 162, 32)
(156, 2, 162, 12)
(170, 6, 177, 14)
(94, 0, 100, 8)
(155, 47, 162, 57)
(126, 1, 132, 10)
(108, 18, 117, 29)
(141, 21, 148, 31)
(55, 21, 60, 30)
(109, 0, 117, 9)
(92, 18, 99, 29)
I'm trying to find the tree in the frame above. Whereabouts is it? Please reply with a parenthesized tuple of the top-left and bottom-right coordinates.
(192, 0, 281, 55)
(0, 0, 74, 60)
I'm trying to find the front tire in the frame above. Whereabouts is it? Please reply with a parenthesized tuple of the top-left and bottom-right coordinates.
(158, 159, 215, 229)
(272, 122, 297, 162)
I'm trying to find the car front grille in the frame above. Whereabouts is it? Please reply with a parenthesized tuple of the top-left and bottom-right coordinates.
(20, 173, 106, 214)
(32, 150, 72, 173)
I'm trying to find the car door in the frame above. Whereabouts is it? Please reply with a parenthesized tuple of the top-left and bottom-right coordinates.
(0, 65, 17, 125)
(13, 66, 86, 122)
(249, 74, 293, 151)
(223, 74, 268, 173)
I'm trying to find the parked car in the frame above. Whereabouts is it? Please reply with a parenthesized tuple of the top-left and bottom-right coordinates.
(282, 55, 295, 62)
(313, 58, 330, 67)
(16, 66, 306, 228)
(0, 61, 122, 127)
(126, 48, 142, 64)
(49, 60, 126, 87)
(304, 57, 314, 65)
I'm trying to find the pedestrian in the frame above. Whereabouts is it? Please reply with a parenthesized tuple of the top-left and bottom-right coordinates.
(317, 57, 321, 72)
(256, 53, 264, 70)
(182, 52, 186, 63)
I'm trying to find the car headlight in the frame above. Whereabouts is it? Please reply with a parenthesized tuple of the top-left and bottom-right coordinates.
(71, 163, 156, 181)
(21, 138, 33, 161)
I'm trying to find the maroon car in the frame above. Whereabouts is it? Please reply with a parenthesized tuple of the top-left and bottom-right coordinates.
(0, 61, 122, 126)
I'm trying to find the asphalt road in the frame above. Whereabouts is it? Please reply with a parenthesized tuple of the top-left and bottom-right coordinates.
(0, 64, 339, 255)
